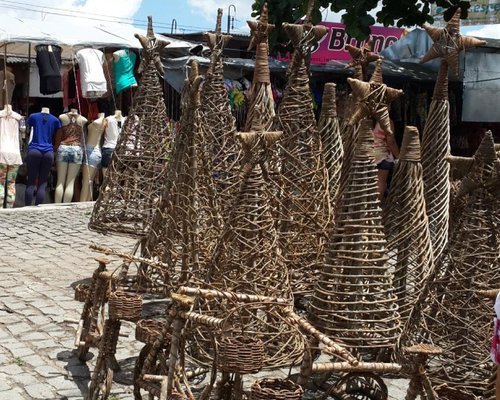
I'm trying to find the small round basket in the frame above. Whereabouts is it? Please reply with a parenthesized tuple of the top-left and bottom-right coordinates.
(108, 290, 142, 321)
(251, 378, 303, 400)
(217, 335, 264, 375)
(74, 284, 90, 302)
(135, 319, 169, 345)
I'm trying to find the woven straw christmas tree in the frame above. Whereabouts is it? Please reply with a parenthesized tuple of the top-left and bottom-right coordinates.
(245, 2, 275, 132)
(318, 83, 343, 211)
(140, 61, 222, 292)
(419, 132, 500, 396)
(190, 121, 305, 368)
(382, 126, 434, 324)
(200, 9, 239, 216)
(310, 119, 401, 359)
(274, 0, 331, 295)
(89, 17, 171, 238)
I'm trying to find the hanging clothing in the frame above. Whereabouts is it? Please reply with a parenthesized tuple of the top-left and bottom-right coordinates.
(373, 122, 395, 165)
(76, 48, 107, 98)
(103, 115, 126, 149)
(35, 44, 63, 95)
(26, 112, 61, 153)
(0, 109, 23, 166)
(113, 50, 137, 95)
(0, 163, 18, 208)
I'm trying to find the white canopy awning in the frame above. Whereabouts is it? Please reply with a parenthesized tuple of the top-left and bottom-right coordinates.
(0, 14, 205, 59)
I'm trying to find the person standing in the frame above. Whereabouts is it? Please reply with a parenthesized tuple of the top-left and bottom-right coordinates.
(373, 119, 399, 202)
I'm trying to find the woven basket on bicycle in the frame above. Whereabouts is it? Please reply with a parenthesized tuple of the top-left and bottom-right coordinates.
(135, 319, 170, 345)
(250, 378, 303, 400)
(74, 284, 90, 302)
(217, 335, 265, 374)
(108, 290, 143, 321)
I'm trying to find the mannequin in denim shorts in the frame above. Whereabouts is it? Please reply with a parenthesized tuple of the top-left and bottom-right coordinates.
(81, 113, 106, 201)
(54, 110, 87, 203)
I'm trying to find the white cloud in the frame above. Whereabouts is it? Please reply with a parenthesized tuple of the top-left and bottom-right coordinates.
(4, 0, 142, 25)
(462, 24, 500, 39)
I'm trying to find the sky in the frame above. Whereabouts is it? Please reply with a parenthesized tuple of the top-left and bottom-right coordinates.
(0, 0, 498, 38)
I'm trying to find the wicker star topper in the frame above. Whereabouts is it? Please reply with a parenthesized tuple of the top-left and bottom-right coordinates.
(205, 8, 232, 51)
(247, 2, 275, 51)
(135, 16, 169, 75)
(420, 8, 486, 76)
(345, 37, 381, 81)
(347, 59, 403, 135)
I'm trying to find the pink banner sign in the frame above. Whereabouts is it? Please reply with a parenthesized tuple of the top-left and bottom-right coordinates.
(310, 22, 405, 64)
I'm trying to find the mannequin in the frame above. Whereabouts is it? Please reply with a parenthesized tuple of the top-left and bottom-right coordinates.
(0, 103, 22, 207)
(102, 110, 126, 175)
(54, 109, 87, 203)
(81, 113, 106, 201)
(112, 49, 138, 95)
(0, 66, 15, 109)
(25, 107, 61, 206)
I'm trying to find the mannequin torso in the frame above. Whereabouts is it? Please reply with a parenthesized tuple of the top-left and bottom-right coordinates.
(103, 110, 126, 149)
(57, 110, 87, 146)
(87, 113, 107, 148)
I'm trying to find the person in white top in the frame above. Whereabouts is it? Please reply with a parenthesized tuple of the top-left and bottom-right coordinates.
(75, 48, 107, 99)
(102, 110, 126, 174)
(0, 104, 23, 207)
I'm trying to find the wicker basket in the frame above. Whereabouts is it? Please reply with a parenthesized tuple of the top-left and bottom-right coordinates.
(74, 284, 90, 302)
(251, 378, 303, 400)
(135, 319, 169, 345)
(217, 335, 264, 374)
(108, 290, 143, 321)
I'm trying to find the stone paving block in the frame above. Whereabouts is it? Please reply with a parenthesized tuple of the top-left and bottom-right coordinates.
(0, 363, 24, 375)
(0, 374, 12, 391)
(47, 375, 79, 391)
(10, 372, 42, 386)
(22, 354, 46, 368)
(6, 322, 32, 336)
(34, 365, 65, 378)
(26, 314, 52, 325)
(24, 383, 57, 399)
(0, 388, 27, 400)
(9, 345, 35, 358)
(22, 332, 51, 341)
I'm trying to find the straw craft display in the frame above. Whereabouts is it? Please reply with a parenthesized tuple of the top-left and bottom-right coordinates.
(200, 9, 239, 216)
(310, 119, 401, 358)
(421, 61, 450, 265)
(274, 1, 331, 295)
(217, 335, 265, 374)
(382, 126, 434, 324)
(140, 61, 222, 292)
(420, 8, 486, 77)
(245, 3, 275, 132)
(318, 83, 343, 213)
(189, 125, 305, 368)
(418, 132, 500, 395)
(347, 59, 403, 136)
(89, 17, 171, 238)
(344, 37, 380, 81)
(250, 378, 303, 400)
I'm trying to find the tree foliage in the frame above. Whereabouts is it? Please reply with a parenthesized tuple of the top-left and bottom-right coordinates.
(251, 0, 471, 53)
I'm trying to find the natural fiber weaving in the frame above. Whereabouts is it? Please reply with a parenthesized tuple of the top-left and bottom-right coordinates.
(383, 126, 434, 324)
(188, 125, 305, 368)
(418, 132, 500, 395)
(421, 61, 450, 265)
(274, 7, 331, 295)
(344, 37, 380, 81)
(318, 83, 343, 213)
(89, 17, 171, 238)
(140, 61, 222, 292)
(420, 8, 486, 77)
(310, 119, 401, 358)
(250, 378, 303, 400)
(200, 9, 239, 216)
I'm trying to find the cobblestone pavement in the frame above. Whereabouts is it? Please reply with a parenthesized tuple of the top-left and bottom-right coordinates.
(0, 203, 409, 399)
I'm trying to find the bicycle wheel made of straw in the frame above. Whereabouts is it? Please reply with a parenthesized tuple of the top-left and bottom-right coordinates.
(74, 283, 90, 303)
(108, 291, 142, 322)
(333, 373, 387, 400)
(250, 378, 303, 400)
(217, 335, 265, 375)
(135, 319, 170, 346)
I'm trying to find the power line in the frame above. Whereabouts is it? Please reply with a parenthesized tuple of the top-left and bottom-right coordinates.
(0, 0, 214, 33)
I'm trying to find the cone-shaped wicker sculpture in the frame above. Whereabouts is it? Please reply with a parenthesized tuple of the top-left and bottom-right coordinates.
(189, 121, 305, 368)
(200, 9, 239, 216)
(310, 119, 401, 358)
(382, 126, 433, 324)
(140, 61, 222, 292)
(420, 8, 486, 77)
(245, 2, 275, 132)
(89, 17, 171, 238)
(419, 132, 500, 396)
(318, 83, 343, 211)
(274, 0, 331, 295)
(421, 61, 450, 264)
